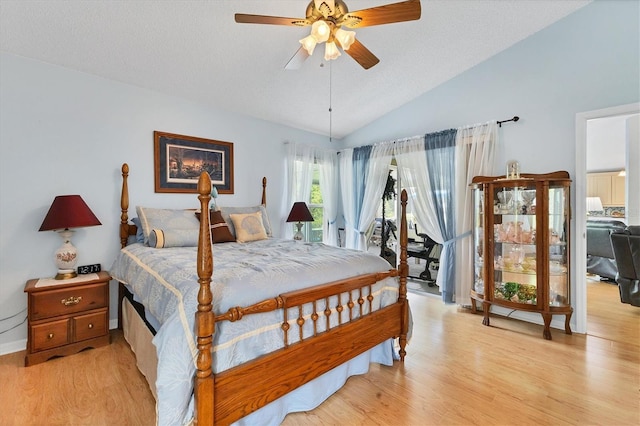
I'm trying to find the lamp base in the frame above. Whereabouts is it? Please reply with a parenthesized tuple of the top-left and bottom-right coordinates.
(55, 269, 77, 280)
(293, 222, 304, 241)
(54, 229, 78, 279)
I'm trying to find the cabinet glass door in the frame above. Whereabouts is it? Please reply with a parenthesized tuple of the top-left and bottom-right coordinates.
(493, 185, 538, 306)
(548, 184, 570, 307)
(472, 186, 484, 296)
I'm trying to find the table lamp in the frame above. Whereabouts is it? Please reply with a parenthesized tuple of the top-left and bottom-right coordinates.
(286, 202, 314, 241)
(586, 197, 604, 216)
(39, 195, 102, 279)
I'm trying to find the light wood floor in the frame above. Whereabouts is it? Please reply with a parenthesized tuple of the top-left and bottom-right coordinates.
(1, 280, 638, 425)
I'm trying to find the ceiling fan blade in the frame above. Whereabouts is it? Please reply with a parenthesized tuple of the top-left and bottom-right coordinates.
(235, 13, 310, 27)
(284, 47, 310, 70)
(344, 39, 380, 70)
(341, 0, 421, 28)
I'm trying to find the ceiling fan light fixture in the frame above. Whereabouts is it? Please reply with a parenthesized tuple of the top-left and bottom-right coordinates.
(334, 28, 356, 50)
(324, 41, 341, 61)
(314, 0, 336, 18)
(310, 20, 331, 43)
(299, 34, 318, 55)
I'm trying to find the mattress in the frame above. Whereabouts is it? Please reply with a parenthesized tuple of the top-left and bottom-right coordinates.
(111, 239, 401, 425)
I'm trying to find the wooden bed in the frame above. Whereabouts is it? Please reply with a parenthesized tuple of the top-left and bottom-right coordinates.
(117, 163, 410, 425)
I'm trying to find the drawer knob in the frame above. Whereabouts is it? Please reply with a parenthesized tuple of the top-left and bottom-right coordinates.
(88, 323, 93, 329)
(61, 296, 82, 306)
(47, 333, 54, 339)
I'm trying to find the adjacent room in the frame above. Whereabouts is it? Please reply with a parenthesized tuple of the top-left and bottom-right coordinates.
(1, 1, 638, 425)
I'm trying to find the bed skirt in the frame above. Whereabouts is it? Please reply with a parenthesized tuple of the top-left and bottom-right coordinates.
(120, 298, 396, 425)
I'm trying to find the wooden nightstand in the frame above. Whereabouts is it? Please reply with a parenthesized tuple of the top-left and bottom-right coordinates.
(24, 271, 111, 366)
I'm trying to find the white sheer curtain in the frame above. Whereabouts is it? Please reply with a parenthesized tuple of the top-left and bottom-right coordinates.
(454, 122, 497, 303)
(355, 142, 395, 250)
(318, 149, 339, 246)
(394, 136, 445, 246)
(283, 142, 314, 239)
(339, 144, 394, 251)
(339, 148, 357, 248)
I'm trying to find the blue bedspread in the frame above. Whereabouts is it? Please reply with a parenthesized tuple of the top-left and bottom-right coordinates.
(111, 239, 400, 425)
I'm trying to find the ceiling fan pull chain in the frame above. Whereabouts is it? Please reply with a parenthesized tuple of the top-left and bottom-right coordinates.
(329, 61, 333, 142)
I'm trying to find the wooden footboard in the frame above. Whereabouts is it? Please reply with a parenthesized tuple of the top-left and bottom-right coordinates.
(118, 163, 408, 425)
(193, 172, 409, 425)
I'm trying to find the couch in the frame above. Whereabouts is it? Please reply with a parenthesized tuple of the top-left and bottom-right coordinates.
(586, 219, 627, 280)
(610, 226, 640, 307)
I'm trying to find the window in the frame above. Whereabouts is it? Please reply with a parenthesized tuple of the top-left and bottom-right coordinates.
(290, 162, 324, 242)
(307, 165, 324, 242)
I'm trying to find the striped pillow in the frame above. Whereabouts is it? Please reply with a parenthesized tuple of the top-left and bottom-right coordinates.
(195, 210, 235, 243)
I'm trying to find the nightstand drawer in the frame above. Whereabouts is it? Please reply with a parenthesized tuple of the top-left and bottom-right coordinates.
(73, 309, 108, 341)
(30, 283, 108, 320)
(30, 319, 69, 352)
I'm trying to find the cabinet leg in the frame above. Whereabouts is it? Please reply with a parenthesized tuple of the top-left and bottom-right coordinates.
(542, 313, 552, 340)
(482, 302, 490, 326)
(564, 311, 573, 335)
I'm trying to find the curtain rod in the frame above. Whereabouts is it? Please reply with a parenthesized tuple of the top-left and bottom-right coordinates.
(497, 116, 520, 127)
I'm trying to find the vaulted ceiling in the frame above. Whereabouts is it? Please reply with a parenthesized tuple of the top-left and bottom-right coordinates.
(0, 0, 590, 139)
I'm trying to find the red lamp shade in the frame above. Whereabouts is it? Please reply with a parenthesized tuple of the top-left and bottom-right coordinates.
(39, 195, 102, 231)
(286, 202, 314, 223)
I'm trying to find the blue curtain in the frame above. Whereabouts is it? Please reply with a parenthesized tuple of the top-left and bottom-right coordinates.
(425, 129, 457, 303)
(351, 145, 372, 248)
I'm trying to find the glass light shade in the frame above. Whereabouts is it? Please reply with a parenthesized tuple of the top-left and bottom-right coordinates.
(299, 34, 318, 55)
(335, 28, 356, 50)
(310, 20, 331, 43)
(324, 41, 341, 61)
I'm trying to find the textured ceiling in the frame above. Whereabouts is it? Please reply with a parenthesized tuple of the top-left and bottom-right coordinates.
(0, 0, 590, 139)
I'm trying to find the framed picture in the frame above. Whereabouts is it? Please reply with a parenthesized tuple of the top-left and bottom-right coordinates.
(154, 131, 234, 194)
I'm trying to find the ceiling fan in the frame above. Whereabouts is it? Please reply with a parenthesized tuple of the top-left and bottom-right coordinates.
(235, 0, 421, 70)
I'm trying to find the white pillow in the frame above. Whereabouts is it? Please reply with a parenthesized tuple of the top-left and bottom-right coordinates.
(230, 212, 268, 243)
(221, 205, 272, 238)
(135, 206, 200, 246)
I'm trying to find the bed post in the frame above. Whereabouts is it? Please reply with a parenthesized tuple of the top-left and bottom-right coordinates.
(261, 177, 267, 206)
(118, 164, 131, 330)
(194, 172, 214, 425)
(398, 189, 409, 361)
(120, 163, 130, 249)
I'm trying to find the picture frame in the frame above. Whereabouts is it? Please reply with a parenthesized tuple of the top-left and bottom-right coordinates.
(154, 131, 234, 194)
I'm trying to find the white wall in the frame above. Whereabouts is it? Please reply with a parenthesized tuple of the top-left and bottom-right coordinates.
(340, 1, 639, 329)
(586, 115, 629, 172)
(0, 53, 331, 351)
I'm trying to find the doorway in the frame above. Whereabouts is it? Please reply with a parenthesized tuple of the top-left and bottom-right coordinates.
(575, 102, 640, 334)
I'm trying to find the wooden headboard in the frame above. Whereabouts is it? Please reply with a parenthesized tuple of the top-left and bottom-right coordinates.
(119, 163, 267, 248)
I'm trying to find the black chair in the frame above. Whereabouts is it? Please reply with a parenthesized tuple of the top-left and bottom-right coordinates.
(610, 226, 640, 307)
(407, 224, 441, 285)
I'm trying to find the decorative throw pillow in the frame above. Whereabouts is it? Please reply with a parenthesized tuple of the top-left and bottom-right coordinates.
(136, 206, 200, 246)
(195, 210, 235, 243)
(131, 217, 145, 244)
(148, 228, 199, 248)
(221, 205, 272, 238)
(230, 212, 268, 243)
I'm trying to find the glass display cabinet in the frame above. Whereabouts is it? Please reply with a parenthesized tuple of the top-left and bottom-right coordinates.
(470, 171, 572, 340)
